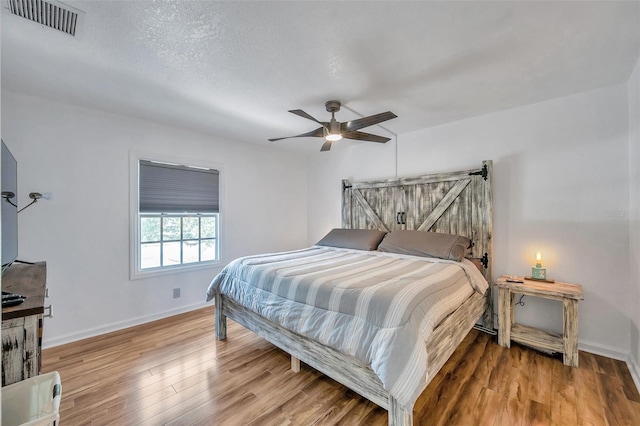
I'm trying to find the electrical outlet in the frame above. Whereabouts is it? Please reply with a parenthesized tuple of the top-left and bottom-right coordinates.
(173, 288, 180, 298)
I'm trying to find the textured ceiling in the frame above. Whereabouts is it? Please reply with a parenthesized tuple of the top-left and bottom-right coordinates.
(2, 1, 639, 153)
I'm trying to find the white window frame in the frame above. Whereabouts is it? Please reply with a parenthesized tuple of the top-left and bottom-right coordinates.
(130, 151, 224, 280)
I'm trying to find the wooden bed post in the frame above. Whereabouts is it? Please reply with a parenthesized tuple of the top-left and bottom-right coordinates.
(214, 292, 227, 340)
(389, 396, 413, 426)
(481, 159, 495, 329)
(290, 355, 301, 372)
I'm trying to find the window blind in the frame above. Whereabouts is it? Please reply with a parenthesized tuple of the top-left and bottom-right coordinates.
(139, 160, 219, 213)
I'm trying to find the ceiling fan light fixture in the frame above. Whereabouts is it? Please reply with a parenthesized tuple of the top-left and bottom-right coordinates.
(325, 132, 342, 142)
(325, 118, 342, 141)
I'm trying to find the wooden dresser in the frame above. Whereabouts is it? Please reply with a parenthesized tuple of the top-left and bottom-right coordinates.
(1, 261, 47, 386)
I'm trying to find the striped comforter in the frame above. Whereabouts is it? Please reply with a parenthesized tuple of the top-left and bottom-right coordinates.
(206, 246, 488, 408)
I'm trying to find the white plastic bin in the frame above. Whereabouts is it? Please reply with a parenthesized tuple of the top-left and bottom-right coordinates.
(2, 371, 62, 426)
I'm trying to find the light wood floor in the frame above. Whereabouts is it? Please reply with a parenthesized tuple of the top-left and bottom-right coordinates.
(42, 306, 640, 425)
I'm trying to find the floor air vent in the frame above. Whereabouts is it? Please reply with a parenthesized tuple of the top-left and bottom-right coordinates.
(7, 0, 82, 36)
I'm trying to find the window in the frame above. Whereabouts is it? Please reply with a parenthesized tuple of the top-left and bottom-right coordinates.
(132, 157, 221, 276)
(139, 214, 217, 269)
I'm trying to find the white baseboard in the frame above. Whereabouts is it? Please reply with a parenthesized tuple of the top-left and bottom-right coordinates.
(578, 340, 629, 361)
(579, 341, 640, 394)
(42, 301, 210, 349)
(628, 353, 640, 395)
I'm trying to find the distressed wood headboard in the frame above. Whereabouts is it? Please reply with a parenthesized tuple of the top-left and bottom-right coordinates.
(342, 160, 494, 327)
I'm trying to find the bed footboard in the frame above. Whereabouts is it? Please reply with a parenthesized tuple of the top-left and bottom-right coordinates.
(212, 291, 484, 426)
(214, 293, 389, 407)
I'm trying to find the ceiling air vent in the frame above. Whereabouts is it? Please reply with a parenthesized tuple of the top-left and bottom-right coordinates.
(7, 0, 82, 37)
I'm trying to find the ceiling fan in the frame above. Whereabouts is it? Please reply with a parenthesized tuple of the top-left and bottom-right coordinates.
(269, 100, 397, 151)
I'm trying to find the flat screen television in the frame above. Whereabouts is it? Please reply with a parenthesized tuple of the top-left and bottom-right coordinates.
(2, 140, 18, 267)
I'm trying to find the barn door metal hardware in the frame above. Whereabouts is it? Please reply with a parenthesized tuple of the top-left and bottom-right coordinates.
(468, 164, 488, 180)
(396, 212, 406, 225)
(481, 253, 489, 268)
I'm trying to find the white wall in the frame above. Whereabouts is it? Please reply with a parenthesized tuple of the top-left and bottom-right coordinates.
(628, 56, 640, 382)
(308, 84, 631, 357)
(2, 91, 308, 347)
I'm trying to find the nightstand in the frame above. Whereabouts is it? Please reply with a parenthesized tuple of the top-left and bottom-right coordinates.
(495, 275, 584, 367)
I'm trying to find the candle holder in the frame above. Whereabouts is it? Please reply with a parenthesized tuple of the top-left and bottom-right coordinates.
(526, 251, 555, 283)
(531, 263, 546, 280)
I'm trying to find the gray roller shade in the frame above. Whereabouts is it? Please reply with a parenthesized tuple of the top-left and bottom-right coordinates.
(139, 160, 219, 213)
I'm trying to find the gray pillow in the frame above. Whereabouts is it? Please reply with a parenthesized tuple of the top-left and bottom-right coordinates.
(377, 230, 471, 262)
(316, 228, 387, 251)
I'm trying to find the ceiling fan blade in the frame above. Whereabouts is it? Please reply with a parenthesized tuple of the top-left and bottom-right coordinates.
(289, 109, 324, 124)
(320, 140, 332, 152)
(341, 111, 397, 132)
(268, 126, 325, 142)
(341, 130, 391, 143)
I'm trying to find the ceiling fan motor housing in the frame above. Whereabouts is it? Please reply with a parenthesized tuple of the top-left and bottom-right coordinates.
(325, 100, 341, 113)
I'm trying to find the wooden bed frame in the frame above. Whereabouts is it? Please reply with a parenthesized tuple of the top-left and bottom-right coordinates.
(214, 160, 494, 425)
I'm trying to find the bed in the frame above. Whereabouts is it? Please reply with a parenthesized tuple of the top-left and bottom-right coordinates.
(206, 160, 494, 426)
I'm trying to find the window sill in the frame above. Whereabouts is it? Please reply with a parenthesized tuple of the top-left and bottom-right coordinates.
(130, 260, 223, 281)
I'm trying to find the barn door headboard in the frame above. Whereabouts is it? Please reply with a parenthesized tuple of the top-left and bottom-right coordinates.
(342, 160, 494, 326)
